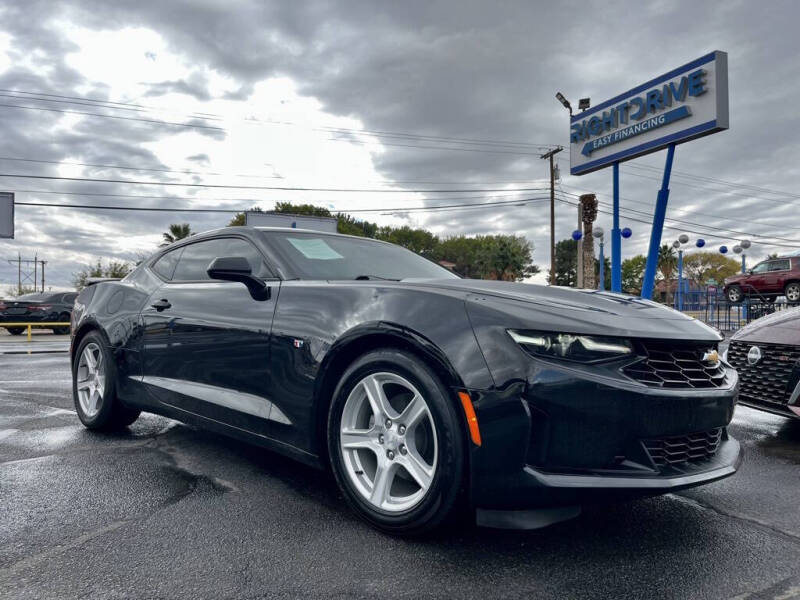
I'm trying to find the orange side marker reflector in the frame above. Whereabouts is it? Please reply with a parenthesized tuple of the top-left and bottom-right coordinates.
(458, 391, 482, 447)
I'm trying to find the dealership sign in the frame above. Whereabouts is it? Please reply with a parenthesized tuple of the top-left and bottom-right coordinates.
(570, 51, 728, 175)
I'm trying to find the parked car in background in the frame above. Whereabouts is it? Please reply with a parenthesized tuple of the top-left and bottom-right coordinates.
(70, 226, 742, 535)
(725, 306, 800, 419)
(0, 291, 78, 335)
(723, 256, 800, 303)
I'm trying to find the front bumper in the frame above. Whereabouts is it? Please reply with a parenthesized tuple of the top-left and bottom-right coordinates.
(467, 358, 741, 510)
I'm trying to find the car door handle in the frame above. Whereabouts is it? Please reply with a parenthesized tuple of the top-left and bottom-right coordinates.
(151, 299, 171, 312)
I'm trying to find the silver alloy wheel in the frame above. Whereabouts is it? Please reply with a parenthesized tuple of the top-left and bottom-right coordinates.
(340, 372, 438, 513)
(76, 342, 106, 418)
(786, 283, 800, 302)
(728, 287, 741, 302)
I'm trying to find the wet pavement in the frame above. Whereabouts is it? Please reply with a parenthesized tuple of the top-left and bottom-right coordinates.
(1, 351, 799, 599)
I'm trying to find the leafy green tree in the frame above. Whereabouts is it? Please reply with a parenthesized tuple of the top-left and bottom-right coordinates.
(335, 212, 378, 238)
(435, 235, 538, 281)
(72, 259, 134, 290)
(376, 226, 439, 255)
(228, 206, 263, 226)
(162, 223, 193, 245)
(683, 252, 741, 285)
(621, 254, 648, 295)
(549, 238, 578, 286)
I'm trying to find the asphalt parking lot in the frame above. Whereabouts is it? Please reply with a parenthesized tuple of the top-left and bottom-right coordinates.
(2, 348, 800, 600)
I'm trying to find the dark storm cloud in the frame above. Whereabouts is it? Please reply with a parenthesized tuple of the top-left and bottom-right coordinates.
(1, 0, 800, 289)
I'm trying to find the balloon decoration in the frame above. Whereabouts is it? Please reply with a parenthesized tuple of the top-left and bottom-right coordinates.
(719, 245, 728, 254)
(696, 239, 705, 248)
(621, 227, 632, 239)
(678, 234, 689, 244)
(740, 240, 751, 249)
(733, 246, 742, 254)
(572, 230, 583, 241)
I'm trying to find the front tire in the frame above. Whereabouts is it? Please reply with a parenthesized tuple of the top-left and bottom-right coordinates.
(5, 326, 24, 335)
(327, 349, 465, 536)
(785, 282, 800, 303)
(72, 331, 140, 430)
(727, 285, 742, 303)
(53, 313, 71, 335)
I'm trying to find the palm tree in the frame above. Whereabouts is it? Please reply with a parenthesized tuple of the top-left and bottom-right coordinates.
(162, 223, 193, 245)
(657, 244, 678, 303)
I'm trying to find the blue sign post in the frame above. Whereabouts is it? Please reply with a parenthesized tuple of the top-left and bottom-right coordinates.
(567, 51, 728, 299)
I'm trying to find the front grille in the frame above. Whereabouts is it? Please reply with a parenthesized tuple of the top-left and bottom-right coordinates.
(643, 428, 723, 467)
(623, 341, 727, 389)
(727, 341, 800, 406)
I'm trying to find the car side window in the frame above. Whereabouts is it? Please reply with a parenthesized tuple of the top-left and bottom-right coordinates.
(152, 247, 183, 280)
(218, 238, 272, 278)
(171, 237, 271, 281)
(62, 293, 78, 304)
(172, 239, 226, 281)
(769, 259, 790, 272)
(750, 262, 769, 274)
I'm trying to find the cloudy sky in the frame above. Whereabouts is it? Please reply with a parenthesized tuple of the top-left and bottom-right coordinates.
(0, 0, 798, 290)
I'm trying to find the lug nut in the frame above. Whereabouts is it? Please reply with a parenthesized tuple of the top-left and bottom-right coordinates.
(399, 444, 407, 455)
(387, 450, 395, 460)
(398, 425, 406, 435)
(378, 434, 384, 444)
(385, 419, 392, 428)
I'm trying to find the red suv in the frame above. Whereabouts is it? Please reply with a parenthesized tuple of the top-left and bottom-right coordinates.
(723, 256, 800, 303)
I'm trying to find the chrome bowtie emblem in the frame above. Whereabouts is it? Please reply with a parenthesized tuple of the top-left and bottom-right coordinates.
(747, 346, 762, 366)
(702, 350, 719, 364)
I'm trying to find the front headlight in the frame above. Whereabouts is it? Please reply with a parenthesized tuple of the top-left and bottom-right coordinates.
(507, 330, 633, 363)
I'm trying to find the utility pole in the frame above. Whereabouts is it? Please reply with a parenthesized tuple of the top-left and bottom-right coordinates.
(541, 147, 563, 284)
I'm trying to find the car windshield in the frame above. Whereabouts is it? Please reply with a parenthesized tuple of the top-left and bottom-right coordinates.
(262, 231, 459, 281)
(15, 293, 51, 301)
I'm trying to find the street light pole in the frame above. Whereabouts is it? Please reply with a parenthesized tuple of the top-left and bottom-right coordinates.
(541, 147, 563, 284)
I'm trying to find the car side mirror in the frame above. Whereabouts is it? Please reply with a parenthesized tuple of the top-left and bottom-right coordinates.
(207, 256, 270, 301)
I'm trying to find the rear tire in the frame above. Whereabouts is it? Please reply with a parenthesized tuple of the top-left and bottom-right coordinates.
(53, 313, 71, 335)
(726, 285, 742, 303)
(72, 331, 140, 430)
(785, 282, 800, 303)
(5, 327, 24, 335)
(327, 349, 465, 536)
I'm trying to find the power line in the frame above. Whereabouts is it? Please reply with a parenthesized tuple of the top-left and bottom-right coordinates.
(558, 157, 799, 206)
(1, 97, 554, 157)
(0, 172, 548, 193)
(0, 156, 283, 180)
(8, 187, 534, 204)
(554, 195, 800, 249)
(0, 87, 556, 151)
(14, 195, 551, 215)
(0, 102, 226, 132)
(557, 184, 800, 234)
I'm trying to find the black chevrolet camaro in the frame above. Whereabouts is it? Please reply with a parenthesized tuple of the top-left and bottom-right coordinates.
(70, 226, 742, 534)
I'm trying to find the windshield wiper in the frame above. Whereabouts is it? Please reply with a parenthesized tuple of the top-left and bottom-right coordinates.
(354, 274, 400, 281)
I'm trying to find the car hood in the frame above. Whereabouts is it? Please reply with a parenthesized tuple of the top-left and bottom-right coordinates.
(724, 273, 747, 285)
(406, 279, 721, 341)
(731, 306, 800, 344)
